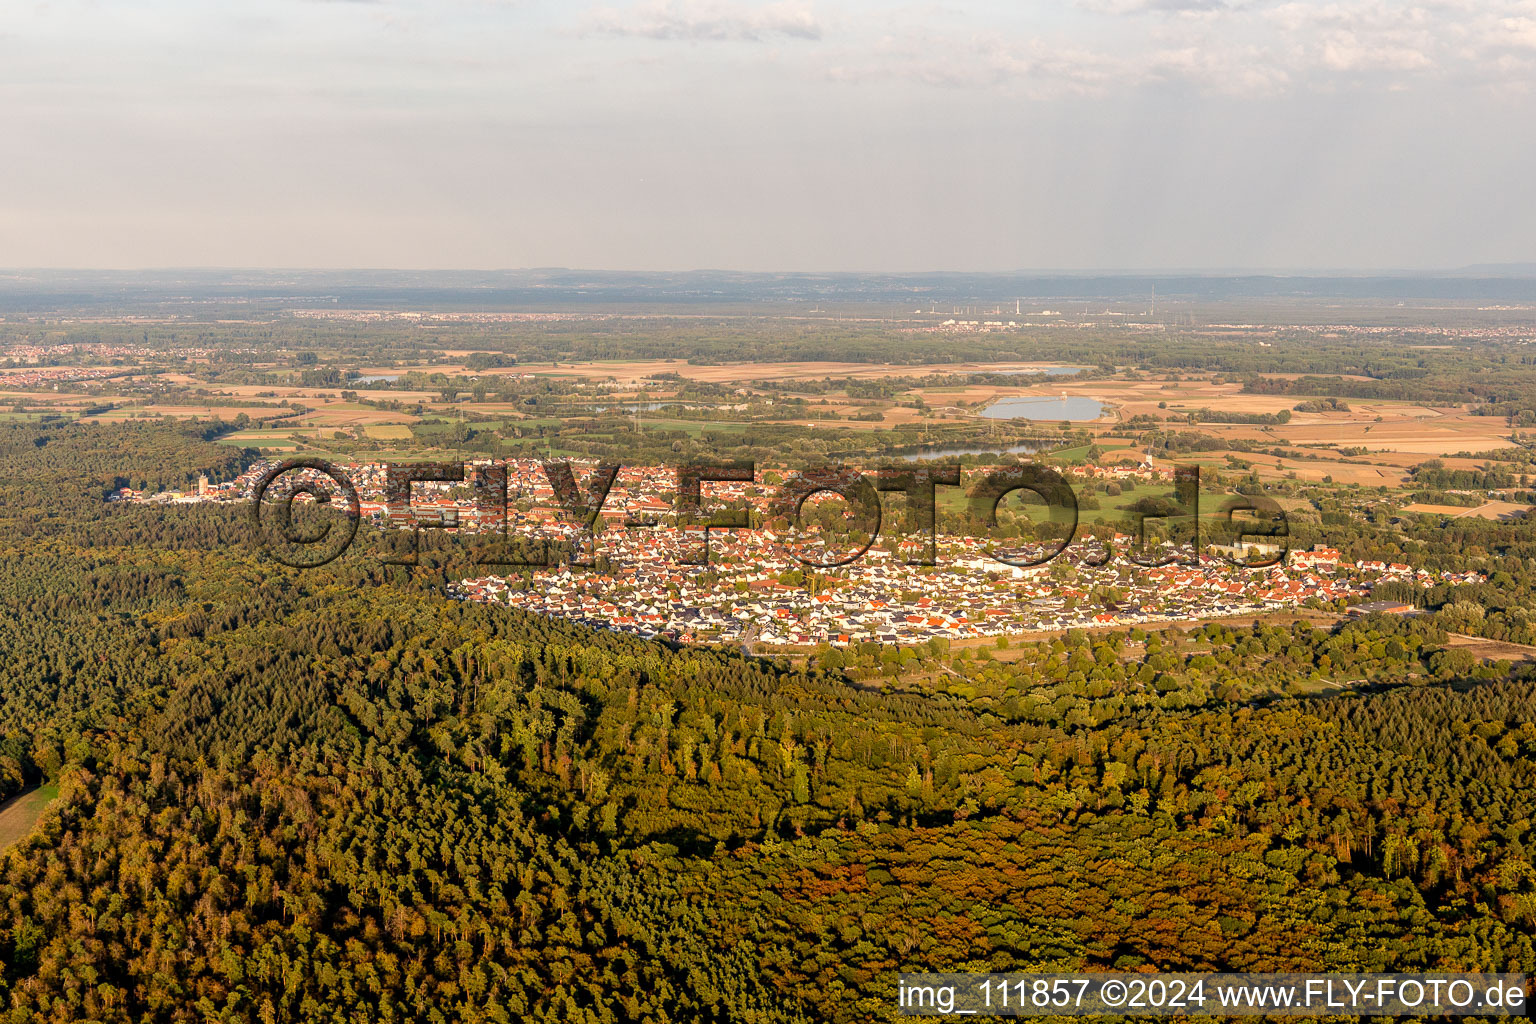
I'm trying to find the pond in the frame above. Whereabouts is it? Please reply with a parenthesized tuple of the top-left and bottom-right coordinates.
(352, 374, 401, 384)
(980, 396, 1105, 421)
(989, 366, 1088, 377)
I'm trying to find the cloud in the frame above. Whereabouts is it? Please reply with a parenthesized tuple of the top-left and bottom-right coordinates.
(1317, 32, 1433, 71)
(1499, 15, 1536, 49)
(580, 0, 822, 42)
(569, 0, 1536, 95)
(943, 2, 1536, 94)
(1143, 43, 1291, 93)
(1077, 0, 1231, 14)
(816, 31, 1129, 95)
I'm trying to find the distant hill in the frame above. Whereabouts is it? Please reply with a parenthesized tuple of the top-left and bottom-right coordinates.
(1451, 263, 1536, 277)
(6, 268, 1536, 311)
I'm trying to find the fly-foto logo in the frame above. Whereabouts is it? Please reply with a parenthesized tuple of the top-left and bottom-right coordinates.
(249, 457, 1290, 571)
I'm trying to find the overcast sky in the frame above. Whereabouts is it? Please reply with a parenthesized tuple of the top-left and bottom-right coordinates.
(2, 0, 1534, 271)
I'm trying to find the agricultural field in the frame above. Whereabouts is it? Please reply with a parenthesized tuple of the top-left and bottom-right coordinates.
(0, 784, 58, 855)
(6, 344, 1533, 491)
(456, 358, 1090, 384)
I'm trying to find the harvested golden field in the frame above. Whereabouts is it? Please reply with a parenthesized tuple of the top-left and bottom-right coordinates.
(84, 405, 275, 421)
(1444, 633, 1536, 662)
(289, 403, 419, 427)
(1401, 503, 1479, 515)
(0, 785, 59, 855)
(364, 424, 414, 439)
(81, 400, 418, 428)
(1216, 450, 1410, 486)
(1403, 501, 1530, 521)
(206, 383, 439, 401)
(469, 359, 1088, 384)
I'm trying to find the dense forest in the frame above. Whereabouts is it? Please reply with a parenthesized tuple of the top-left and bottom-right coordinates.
(1, 421, 1534, 1022)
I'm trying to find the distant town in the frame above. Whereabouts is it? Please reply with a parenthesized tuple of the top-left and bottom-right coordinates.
(117, 457, 1485, 648)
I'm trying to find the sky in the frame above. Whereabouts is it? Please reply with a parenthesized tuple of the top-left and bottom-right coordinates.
(2, 0, 1535, 271)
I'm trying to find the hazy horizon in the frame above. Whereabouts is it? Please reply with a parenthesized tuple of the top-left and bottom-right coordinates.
(5, 264, 1536, 277)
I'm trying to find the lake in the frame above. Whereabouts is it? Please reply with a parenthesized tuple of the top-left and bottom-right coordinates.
(980, 396, 1105, 421)
(990, 366, 1088, 377)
